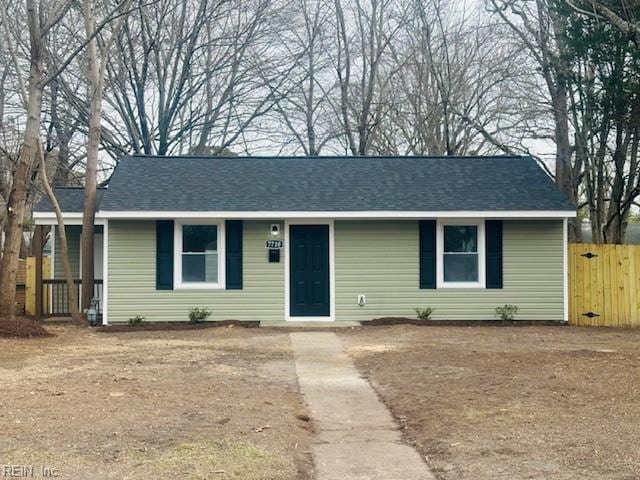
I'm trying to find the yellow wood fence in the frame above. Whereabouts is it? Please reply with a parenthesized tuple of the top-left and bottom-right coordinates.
(25, 256, 51, 316)
(569, 243, 640, 327)
(16, 259, 26, 314)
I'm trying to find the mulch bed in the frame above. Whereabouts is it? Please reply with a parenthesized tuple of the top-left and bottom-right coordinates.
(0, 316, 53, 338)
(97, 319, 260, 332)
(361, 317, 567, 327)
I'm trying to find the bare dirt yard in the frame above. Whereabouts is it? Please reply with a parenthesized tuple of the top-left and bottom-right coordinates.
(340, 325, 640, 480)
(0, 325, 313, 480)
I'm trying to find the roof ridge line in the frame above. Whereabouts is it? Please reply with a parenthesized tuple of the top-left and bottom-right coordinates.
(52, 186, 107, 189)
(122, 154, 529, 160)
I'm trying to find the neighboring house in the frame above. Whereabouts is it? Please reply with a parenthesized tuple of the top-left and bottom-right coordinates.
(33, 155, 575, 324)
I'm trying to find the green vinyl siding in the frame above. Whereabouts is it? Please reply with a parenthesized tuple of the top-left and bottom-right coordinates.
(106, 218, 564, 323)
(107, 220, 284, 323)
(334, 220, 564, 321)
(54, 225, 81, 279)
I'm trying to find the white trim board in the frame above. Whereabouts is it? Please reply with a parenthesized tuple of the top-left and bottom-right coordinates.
(50, 225, 56, 279)
(33, 210, 576, 226)
(49, 225, 56, 312)
(93, 210, 576, 220)
(436, 219, 486, 289)
(173, 219, 226, 290)
(34, 213, 84, 219)
(102, 220, 109, 325)
(33, 214, 106, 226)
(284, 219, 336, 322)
(563, 217, 569, 323)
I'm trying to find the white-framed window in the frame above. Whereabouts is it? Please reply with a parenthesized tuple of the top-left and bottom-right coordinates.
(174, 220, 225, 289)
(437, 219, 485, 288)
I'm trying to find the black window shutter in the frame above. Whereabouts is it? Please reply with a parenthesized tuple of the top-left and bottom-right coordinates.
(156, 220, 174, 290)
(486, 220, 503, 289)
(419, 220, 436, 289)
(225, 220, 243, 290)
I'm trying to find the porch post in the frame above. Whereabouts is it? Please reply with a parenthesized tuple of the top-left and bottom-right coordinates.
(34, 225, 43, 319)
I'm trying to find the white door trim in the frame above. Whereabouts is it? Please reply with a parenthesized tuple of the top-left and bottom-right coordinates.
(284, 219, 335, 322)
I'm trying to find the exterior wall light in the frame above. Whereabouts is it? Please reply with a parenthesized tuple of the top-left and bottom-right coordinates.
(85, 297, 99, 326)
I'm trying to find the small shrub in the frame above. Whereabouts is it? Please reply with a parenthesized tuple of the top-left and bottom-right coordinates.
(128, 315, 146, 326)
(495, 304, 519, 322)
(415, 307, 434, 321)
(188, 307, 212, 323)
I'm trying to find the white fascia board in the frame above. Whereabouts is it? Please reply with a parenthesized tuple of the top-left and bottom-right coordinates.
(97, 210, 577, 219)
(33, 212, 106, 226)
(33, 212, 83, 219)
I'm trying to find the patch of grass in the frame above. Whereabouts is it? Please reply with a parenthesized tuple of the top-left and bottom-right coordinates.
(144, 440, 297, 480)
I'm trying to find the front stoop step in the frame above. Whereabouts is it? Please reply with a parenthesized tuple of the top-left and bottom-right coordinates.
(264, 321, 360, 329)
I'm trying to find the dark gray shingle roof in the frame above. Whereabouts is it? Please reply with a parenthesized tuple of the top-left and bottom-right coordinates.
(36, 155, 575, 213)
(34, 187, 106, 213)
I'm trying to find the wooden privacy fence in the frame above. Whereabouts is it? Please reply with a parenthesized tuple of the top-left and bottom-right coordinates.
(24, 256, 51, 316)
(569, 243, 640, 327)
(16, 259, 26, 314)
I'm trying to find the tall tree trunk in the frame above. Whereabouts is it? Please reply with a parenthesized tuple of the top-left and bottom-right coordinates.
(38, 145, 82, 324)
(81, 0, 102, 312)
(553, 92, 582, 242)
(0, 0, 43, 318)
(80, 0, 130, 311)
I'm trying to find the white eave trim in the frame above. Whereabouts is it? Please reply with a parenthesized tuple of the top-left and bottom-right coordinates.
(34, 210, 576, 223)
(32, 212, 106, 226)
(93, 210, 576, 219)
(563, 217, 569, 323)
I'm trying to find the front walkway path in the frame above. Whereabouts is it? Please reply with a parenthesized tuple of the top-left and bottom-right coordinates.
(290, 332, 435, 480)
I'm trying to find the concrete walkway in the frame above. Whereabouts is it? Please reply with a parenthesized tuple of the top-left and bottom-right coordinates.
(290, 332, 435, 480)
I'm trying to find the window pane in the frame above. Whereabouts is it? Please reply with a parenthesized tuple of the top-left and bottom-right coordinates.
(444, 225, 477, 253)
(204, 253, 218, 282)
(183, 254, 205, 282)
(183, 225, 217, 253)
(444, 253, 478, 282)
(182, 253, 218, 283)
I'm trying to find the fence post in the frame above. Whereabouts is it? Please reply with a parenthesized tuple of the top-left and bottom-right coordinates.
(34, 226, 43, 319)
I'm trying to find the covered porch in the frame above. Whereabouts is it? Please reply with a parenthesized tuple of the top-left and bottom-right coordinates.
(32, 223, 104, 320)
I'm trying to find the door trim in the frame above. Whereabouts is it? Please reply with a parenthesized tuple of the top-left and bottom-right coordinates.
(284, 219, 335, 322)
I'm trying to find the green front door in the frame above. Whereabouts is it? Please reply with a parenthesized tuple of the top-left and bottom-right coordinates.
(290, 225, 330, 317)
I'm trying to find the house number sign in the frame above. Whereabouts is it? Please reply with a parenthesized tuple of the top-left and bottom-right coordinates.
(265, 240, 283, 249)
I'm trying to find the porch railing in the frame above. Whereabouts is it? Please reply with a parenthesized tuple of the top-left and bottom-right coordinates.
(42, 279, 103, 317)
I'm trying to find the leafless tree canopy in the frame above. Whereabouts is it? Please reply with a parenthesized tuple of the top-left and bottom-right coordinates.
(0, 0, 637, 279)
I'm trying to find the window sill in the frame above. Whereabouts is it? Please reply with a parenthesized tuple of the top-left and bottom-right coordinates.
(437, 282, 485, 289)
(174, 283, 225, 290)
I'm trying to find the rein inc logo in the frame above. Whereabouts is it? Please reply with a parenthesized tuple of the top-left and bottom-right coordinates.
(1, 465, 59, 478)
